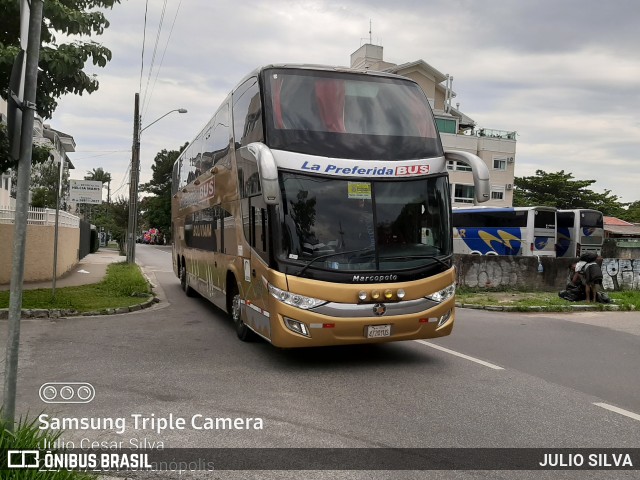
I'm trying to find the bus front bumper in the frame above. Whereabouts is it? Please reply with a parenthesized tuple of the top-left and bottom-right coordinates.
(267, 298, 455, 348)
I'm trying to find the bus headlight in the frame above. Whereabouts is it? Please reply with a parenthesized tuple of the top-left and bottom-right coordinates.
(426, 283, 456, 303)
(268, 284, 327, 310)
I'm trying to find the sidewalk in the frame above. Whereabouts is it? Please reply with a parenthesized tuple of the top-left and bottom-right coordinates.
(0, 247, 124, 291)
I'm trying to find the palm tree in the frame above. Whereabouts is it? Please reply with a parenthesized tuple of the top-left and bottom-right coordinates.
(85, 167, 112, 204)
(83, 167, 112, 222)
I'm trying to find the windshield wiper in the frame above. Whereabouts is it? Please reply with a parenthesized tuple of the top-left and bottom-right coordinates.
(296, 247, 375, 277)
(379, 254, 452, 269)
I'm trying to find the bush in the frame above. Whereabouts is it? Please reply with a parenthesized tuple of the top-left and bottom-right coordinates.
(1, 415, 96, 479)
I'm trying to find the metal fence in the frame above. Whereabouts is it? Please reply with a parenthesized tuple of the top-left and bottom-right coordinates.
(0, 206, 80, 228)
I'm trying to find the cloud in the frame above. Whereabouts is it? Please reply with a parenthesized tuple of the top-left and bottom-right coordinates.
(50, 0, 640, 203)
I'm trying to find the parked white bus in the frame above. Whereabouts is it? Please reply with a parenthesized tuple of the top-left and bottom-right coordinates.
(452, 206, 557, 257)
(556, 209, 604, 258)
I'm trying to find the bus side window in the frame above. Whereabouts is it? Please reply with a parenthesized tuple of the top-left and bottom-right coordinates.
(242, 196, 269, 263)
(202, 103, 231, 172)
(233, 77, 263, 148)
(172, 159, 180, 194)
(234, 77, 263, 199)
(181, 143, 199, 186)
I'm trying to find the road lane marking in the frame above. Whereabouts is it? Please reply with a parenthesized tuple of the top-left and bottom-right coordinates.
(414, 340, 504, 370)
(593, 403, 640, 422)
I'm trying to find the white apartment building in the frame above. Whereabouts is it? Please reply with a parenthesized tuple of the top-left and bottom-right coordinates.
(350, 44, 516, 206)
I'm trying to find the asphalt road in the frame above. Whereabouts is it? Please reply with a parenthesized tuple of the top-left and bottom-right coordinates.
(1, 243, 639, 480)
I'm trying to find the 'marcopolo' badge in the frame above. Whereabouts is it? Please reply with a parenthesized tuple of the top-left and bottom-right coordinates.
(373, 304, 386, 316)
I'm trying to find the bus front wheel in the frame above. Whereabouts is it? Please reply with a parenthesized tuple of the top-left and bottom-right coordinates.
(180, 263, 195, 297)
(228, 283, 253, 342)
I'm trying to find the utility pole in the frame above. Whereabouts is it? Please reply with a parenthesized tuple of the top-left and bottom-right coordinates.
(126, 93, 141, 264)
(125, 103, 185, 263)
(3, 0, 44, 430)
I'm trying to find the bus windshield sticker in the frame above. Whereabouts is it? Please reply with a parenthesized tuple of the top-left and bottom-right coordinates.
(347, 182, 372, 199)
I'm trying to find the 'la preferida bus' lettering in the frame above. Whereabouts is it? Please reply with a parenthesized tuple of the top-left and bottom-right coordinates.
(300, 161, 429, 177)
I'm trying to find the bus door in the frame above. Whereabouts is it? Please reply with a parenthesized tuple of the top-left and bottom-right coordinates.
(578, 210, 604, 256)
(556, 211, 575, 258)
(532, 209, 557, 257)
(240, 193, 272, 341)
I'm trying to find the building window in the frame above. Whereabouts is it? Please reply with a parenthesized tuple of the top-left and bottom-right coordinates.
(453, 184, 475, 203)
(435, 118, 457, 134)
(491, 190, 504, 200)
(493, 158, 507, 170)
(447, 160, 472, 172)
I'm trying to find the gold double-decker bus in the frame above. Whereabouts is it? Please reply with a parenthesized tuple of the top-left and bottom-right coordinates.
(172, 65, 490, 347)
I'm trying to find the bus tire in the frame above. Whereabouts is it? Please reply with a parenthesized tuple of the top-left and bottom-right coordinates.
(180, 262, 195, 297)
(228, 282, 253, 342)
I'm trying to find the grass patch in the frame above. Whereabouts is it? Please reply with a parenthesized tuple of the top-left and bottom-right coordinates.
(455, 288, 640, 311)
(1, 415, 96, 479)
(0, 262, 151, 313)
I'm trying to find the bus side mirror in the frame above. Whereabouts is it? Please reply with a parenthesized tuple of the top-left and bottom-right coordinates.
(444, 150, 490, 203)
(241, 142, 281, 205)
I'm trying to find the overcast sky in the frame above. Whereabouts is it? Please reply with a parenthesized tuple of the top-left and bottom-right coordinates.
(51, 0, 640, 204)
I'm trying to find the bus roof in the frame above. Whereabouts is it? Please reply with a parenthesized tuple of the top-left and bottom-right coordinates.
(233, 64, 420, 94)
(557, 208, 602, 214)
(452, 206, 557, 214)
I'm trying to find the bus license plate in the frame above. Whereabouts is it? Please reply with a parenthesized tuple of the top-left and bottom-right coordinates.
(366, 325, 391, 338)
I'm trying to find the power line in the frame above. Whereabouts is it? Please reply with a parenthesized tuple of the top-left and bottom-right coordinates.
(140, 0, 149, 94)
(142, 0, 183, 119)
(71, 151, 130, 161)
(141, 0, 168, 121)
(111, 163, 132, 197)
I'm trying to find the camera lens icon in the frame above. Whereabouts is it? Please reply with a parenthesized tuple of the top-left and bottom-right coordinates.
(39, 382, 95, 403)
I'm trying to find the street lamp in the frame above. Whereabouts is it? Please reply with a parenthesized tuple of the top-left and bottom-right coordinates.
(140, 108, 188, 134)
(126, 93, 187, 263)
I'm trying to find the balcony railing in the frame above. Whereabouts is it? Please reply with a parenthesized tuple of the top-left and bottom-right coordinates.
(476, 128, 517, 140)
(0, 206, 80, 228)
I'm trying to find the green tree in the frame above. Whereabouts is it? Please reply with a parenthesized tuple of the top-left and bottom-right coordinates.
(85, 166, 112, 202)
(620, 201, 640, 223)
(79, 167, 112, 223)
(140, 144, 187, 241)
(92, 195, 130, 255)
(513, 170, 626, 217)
(1, 123, 53, 174)
(0, 0, 121, 172)
(28, 154, 71, 209)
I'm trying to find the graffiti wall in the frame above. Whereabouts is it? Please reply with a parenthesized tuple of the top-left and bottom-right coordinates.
(601, 258, 640, 290)
(453, 255, 640, 291)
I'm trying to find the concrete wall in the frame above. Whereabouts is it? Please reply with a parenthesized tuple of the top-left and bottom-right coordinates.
(454, 255, 640, 292)
(0, 224, 79, 284)
(601, 258, 640, 291)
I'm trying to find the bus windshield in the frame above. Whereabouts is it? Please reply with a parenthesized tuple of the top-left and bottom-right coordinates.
(263, 68, 443, 160)
(278, 173, 451, 274)
(580, 210, 604, 228)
